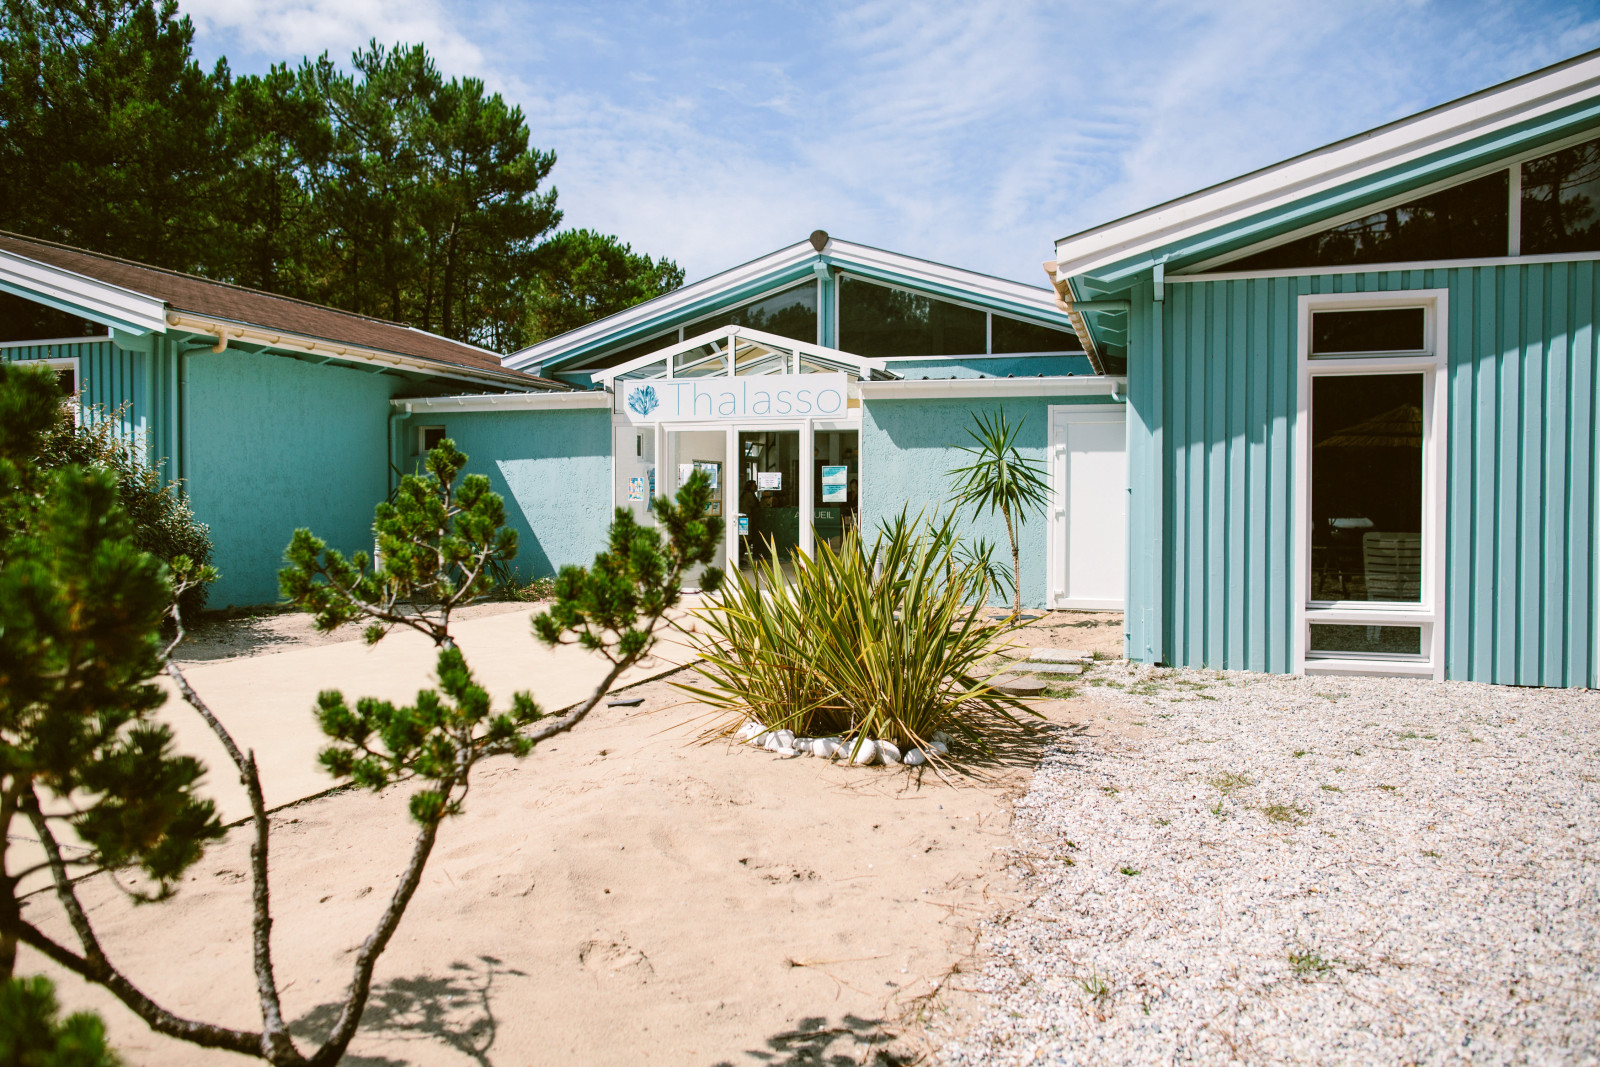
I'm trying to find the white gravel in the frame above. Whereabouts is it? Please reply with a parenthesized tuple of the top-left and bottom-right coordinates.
(940, 667, 1600, 1066)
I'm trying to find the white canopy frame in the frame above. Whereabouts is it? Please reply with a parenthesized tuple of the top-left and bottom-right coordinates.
(593, 324, 896, 389)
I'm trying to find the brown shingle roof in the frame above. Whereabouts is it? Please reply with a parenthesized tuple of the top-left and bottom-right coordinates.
(0, 231, 566, 388)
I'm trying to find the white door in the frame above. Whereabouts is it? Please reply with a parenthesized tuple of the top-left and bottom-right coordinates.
(1048, 405, 1126, 610)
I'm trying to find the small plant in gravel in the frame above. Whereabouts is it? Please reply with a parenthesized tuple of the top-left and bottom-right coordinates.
(1208, 770, 1253, 794)
(1377, 784, 1397, 792)
(1209, 799, 1229, 819)
(1261, 801, 1311, 826)
(1076, 971, 1112, 1002)
(1292, 749, 1309, 758)
(1119, 866, 1140, 876)
(1288, 948, 1333, 976)
(1398, 730, 1420, 740)
(1421, 849, 1440, 858)
(1321, 784, 1342, 792)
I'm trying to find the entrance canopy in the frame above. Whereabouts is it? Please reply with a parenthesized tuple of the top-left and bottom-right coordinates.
(593, 325, 898, 391)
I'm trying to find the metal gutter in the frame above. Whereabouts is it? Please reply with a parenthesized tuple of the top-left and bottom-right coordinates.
(393, 392, 612, 414)
(857, 376, 1126, 401)
(165, 311, 548, 392)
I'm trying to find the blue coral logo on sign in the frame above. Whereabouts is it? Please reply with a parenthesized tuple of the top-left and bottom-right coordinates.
(620, 374, 848, 423)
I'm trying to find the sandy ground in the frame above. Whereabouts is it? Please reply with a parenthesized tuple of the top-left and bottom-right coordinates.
(17, 611, 1127, 1066)
(173, 601, 537, 664)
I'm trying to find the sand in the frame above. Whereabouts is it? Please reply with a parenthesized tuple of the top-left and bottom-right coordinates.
(16, 611, 1124, 1066)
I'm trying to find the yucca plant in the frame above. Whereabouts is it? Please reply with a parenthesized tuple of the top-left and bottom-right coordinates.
(946, 410, 1050, 618)
(681, 512, 1037, 760)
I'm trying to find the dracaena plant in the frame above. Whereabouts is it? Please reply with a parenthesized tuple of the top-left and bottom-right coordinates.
(946, 409, 1050, 618)
(5, 408, 721, 1066)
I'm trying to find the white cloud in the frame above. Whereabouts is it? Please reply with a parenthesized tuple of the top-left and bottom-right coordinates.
(182, 0, 1600, 284)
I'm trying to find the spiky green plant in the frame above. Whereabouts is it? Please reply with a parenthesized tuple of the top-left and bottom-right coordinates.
(681, 512, 1036, 759)
(946, 410, 1050, 617)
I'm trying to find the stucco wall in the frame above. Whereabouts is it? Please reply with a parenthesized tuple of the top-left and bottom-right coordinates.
(861, 394, 1118, 609)
(401, 407, 613, 583)
(185, 350, 400, 607)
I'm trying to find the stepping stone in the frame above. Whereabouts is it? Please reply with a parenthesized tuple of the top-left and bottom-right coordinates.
(1026, 648, 1092, 663)
(991, 674, 1048, 697)
(1022, 662, 1083, 676)
(607, 697, 644, 708)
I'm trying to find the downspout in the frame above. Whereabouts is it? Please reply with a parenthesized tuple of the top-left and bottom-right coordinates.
(388, 403, 412, 495)
(1146, 261, 1166, 666)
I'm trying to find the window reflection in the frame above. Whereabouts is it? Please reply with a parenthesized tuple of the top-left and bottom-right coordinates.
(1522, 137, 1600, 254)
(1310, 374, 1424, 603)
(675, 342, 729, 378)
(1223, 171, 1508, 271)
(991, 314, 1082, 353)
(839, 276, 986, 357)
(693, 282, 817, 344)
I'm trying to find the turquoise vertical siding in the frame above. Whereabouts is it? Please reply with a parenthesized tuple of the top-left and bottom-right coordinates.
(861, 394, 1121, 609)
(1131, 263, 1599, 687)
(2, 335, 187, 483)
(400, 408, 613, 580)
(3, 337, 142, 446)
(185, 350, 402, 607)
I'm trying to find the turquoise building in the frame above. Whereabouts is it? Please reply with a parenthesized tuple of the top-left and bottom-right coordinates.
(5, 49, 1600, 688)
(1051, 50, 1600, 686)
(0, 231, 564, 606)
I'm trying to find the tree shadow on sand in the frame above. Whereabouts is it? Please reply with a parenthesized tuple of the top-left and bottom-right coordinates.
(714, 1014, 915, 1067)
(291, 954, 525, 1066)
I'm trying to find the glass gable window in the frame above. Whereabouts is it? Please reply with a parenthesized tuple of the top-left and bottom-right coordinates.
(992, 314, 1083, 353)
(1311, 308, 1425, 355)
(591, 330, 677, 370)
(839, 276, 986, 357)
(692, 282, 817, 345)
(1309, 373, 1424, 603)
(1521, 136, 1600, 255)
(1223, 170, 1509, 271)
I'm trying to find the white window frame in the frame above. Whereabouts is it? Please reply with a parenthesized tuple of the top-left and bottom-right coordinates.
(1293, 289, 1448, 680)
(416, 424, 446, 454)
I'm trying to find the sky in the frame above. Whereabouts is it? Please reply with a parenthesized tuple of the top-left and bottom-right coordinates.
(181, 0, 1600, 287)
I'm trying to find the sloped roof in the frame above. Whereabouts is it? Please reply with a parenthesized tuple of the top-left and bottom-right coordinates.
(0, 231, 562, 388)
(1053, 48, 1600, 289)
(509, 233, 1078, 373)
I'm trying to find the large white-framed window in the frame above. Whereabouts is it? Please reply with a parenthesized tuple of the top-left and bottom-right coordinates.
(1294, 289, 1448, 680)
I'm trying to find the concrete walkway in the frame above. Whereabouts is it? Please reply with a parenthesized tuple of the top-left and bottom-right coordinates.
(158, 607, 700, 823)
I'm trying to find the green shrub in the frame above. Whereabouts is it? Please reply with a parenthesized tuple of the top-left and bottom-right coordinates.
(35, 403, 213, 620)
(681, 512, 1036, 755)
(0, 975, 121, 1066)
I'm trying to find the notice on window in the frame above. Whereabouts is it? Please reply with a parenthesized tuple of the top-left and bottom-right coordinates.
(821, 465, 848, 503)
(738, 514, 750, 535)
(627, 476, 646, 502)
(757, 471, 782, 490)
(694, 460, 721, 490)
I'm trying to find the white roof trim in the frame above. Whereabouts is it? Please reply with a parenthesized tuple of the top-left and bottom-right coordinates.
(0, 249, 168, 335)
(506, 237, 1064, 371)
(166, 312, 545, 392)
(393, 392, 609, 414)
(1053, 51, 1600, 280)
(858, 376, 1125, 400)
(508, 241, 818, 369)
(592, 324, 889, 387)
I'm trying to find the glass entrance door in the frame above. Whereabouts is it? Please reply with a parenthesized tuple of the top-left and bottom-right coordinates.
(737, 429, 801, 568)
(662, 428, 730, 584)
(812, 429, 859, 553)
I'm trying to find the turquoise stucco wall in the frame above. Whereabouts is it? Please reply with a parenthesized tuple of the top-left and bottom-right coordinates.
(400, 407, 613, 581)
(185, 349, 401, 607)
(1129, 263, 1599, 687)
(861, 393, 1121, 609)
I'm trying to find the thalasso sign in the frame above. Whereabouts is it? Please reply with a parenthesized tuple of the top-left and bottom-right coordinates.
(620, 373, 848, 423)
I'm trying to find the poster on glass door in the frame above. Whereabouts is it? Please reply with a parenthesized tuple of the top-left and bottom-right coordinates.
(821, 465, 848, 503)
